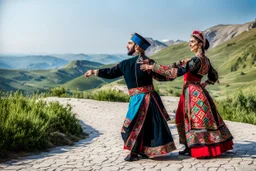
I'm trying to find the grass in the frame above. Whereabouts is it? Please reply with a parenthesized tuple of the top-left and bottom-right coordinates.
(0, 91, 86, 160)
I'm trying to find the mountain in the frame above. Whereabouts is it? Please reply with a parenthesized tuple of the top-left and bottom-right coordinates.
(145, 38, 168, 56)
(26, 63, 51, 70)
(162, 40, 186, 46)
(52, 53, 92, 61)
(203, 20, 256, 48)
(54, 53, 129, 64)
(89, 54, 128, 64)
(0, 60, 104, 93)
(0, 62, 12, 69)
(0, 55, 68, 70)
(145, 38, 187, 56)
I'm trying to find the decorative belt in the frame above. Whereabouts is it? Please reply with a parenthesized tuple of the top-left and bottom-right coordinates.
(183, 81, 201, 91)
(128, 85, 155, 96)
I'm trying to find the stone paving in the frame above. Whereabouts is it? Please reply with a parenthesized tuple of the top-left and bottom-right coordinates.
(1, 97, 256, 171)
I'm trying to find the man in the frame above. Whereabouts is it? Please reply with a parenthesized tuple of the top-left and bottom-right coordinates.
(84, 33, 176, 161)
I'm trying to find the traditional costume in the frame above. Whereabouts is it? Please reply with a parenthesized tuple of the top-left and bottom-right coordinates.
(151, 31, 233, 158)
(94, 33, 176, 160)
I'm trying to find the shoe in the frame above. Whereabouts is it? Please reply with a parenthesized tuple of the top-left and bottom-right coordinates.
(124, 153, 139, 161)
(179, 148, 191, 155)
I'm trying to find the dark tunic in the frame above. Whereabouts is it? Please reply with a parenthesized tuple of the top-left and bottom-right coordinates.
(97, 54, 176, 157)
(98, 55, 168, 89)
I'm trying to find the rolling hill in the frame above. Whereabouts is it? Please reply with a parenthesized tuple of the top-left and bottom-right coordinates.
(0, 60, 105, 93)
(54, 53, 129, 64)
(0, 62, 12, 69)
(0, 55, 68, 70)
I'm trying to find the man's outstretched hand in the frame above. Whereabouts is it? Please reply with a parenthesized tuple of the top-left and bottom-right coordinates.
(84, 70, 94, 78)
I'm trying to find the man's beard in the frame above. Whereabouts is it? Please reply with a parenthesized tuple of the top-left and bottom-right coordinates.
(127, 45, 136, 56)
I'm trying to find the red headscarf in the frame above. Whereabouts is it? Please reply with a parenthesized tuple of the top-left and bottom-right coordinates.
(192, 30, 206, 48)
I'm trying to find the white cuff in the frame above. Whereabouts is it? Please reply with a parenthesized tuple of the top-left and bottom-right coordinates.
(93, 70, 99, 76)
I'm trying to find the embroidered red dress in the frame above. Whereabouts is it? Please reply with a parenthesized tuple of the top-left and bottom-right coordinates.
(152, 55, 233, 158)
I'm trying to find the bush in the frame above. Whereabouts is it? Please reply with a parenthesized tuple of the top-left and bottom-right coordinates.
(227, 43, 236, 47)
(0, 91, 85, 157)
(49, 87, 68, 97)
(72, 89, 93, 99)
(169, 89, 174, 94)
(93, 90, 130, 102)
(215, 91, 256, 125)
(174, 91, 181, 97)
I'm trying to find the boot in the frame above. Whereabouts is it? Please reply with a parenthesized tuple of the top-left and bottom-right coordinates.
(124, 153, 139, 161)
(138, 152, 149, 159)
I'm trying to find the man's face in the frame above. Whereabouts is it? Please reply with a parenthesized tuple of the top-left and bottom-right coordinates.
(126, 40, 135, 56)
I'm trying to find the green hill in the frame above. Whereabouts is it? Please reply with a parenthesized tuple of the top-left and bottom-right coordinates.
(0, 60, 104, 93)
(62, 63, 120, 91)
(0, 55, 68, 70)
(63, 75, 112, 91)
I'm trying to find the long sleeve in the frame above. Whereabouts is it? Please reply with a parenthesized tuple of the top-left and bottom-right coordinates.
(152, 57, 201, 80)
(170, 58, 191, 68)
(152, 72, 174, 81)
(206, 64, 218, 84)
(97, 62, 123, 79)
(147, 59, 174, 81)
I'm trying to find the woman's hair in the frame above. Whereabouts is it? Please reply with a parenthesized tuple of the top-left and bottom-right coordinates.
(192, 35, 209, 54)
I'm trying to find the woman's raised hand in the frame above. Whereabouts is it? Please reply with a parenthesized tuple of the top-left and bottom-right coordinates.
(140, 64, 153, 71)
(137, 59, 150, 64)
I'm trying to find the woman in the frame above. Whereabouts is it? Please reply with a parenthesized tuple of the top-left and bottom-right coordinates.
(140, 30, 233, 158)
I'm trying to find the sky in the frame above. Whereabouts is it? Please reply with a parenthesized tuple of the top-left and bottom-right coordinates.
(0, 0, 255, 54)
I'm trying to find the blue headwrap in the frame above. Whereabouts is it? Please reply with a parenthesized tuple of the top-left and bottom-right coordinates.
(131, 33, 151, 50)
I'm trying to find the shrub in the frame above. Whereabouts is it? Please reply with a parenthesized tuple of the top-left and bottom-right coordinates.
(49, 87, 68, 97)
(215, 91, 256, 125)
(169, 89, 174, 94)
(0, 91, 85, 157)
(227, 43, 236, 47)
(93, 90, 130, 102)
(154, 86, 160, 94)
(174, 91, 181, 97)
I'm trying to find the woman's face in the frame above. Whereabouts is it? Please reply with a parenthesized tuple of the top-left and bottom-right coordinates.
(189, 36, 201, 53)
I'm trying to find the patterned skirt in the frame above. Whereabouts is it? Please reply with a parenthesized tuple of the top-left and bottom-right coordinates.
(176, 83, 233, 158)
(121, 85, 176, 158)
